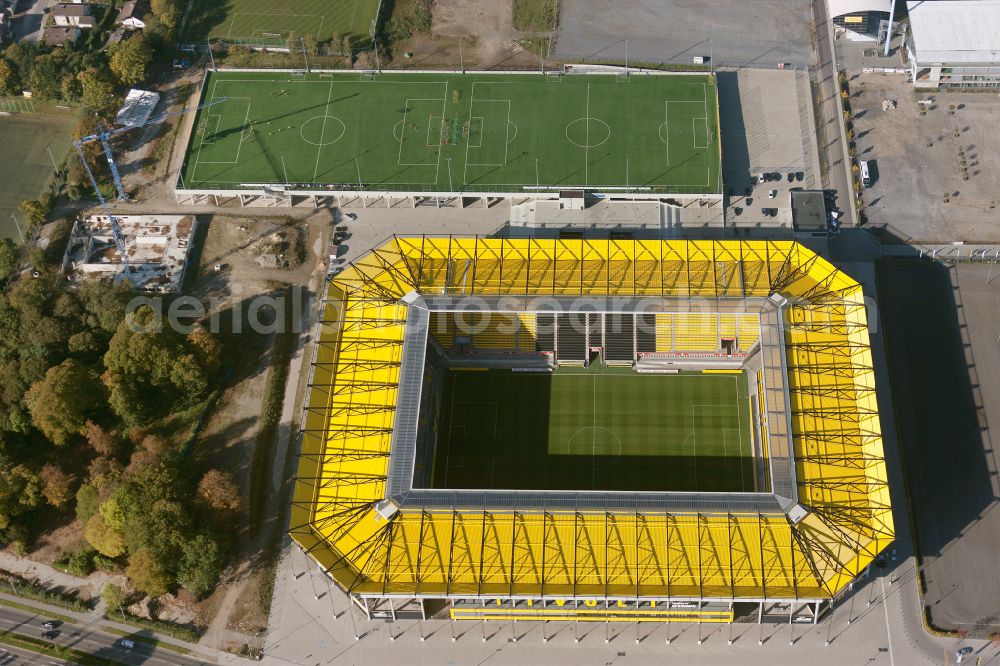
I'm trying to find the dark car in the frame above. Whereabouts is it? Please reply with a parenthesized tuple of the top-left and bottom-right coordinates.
(733, 207, 743, 216)
(787, 172, 795, 183)
(795, 171, 804, 182)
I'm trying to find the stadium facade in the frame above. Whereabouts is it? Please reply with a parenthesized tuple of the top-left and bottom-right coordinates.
(289, 237, 893, 625)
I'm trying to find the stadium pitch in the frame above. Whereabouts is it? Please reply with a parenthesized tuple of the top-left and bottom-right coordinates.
(190, 0, 380, 47)
(430, 367, 754, 493)
(181, 71, 721, 194)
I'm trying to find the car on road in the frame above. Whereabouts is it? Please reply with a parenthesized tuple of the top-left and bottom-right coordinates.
(344, 212, 358, 221)
(40, 621, 55, 629)
(119, 639, 135, 649)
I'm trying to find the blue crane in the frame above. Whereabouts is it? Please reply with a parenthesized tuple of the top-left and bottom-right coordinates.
(72, 96, 228, 279)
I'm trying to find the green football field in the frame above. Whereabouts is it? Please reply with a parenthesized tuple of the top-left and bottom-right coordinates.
(0, 113, 75, 241)
(188, 0, 380, 46)
(181, 71, 721, 194)
(431, 367, 754, 493)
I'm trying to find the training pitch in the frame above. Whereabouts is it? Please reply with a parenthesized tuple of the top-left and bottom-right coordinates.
(429, 368, 753, 493)
(191, 0, 380, 46)
(181, 71, 722, 194)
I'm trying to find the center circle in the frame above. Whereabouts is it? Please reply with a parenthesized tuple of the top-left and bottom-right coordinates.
(300, 115, 346, 146)
(565, 117, 611, 148)
(566, 426, 623, 461)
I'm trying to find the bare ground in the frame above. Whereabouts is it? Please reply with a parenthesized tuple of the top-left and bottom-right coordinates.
(390, 0, 544, 70)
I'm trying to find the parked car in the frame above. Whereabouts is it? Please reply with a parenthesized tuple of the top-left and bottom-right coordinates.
(119, 639, 135, 649)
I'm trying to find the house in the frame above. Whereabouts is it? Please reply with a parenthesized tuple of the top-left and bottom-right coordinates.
(116, 0, 149, 29)
(906, 0, 1000, 89)
(51, 3, 95, 29)
(43, 25, 81, 47)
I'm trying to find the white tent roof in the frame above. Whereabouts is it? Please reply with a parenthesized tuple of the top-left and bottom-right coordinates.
(115, 88, 159, 128)
(907, 0, 1000, 64)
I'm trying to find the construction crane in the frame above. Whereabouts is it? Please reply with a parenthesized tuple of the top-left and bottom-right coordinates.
(72, 97, 228, 279)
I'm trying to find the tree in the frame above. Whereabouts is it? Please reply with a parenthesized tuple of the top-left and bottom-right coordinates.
(125, 434, 169, 473)
(177, 534, 224, 598)
(149, 0, 180, 38)
(25, 359, 105, 446)
(102, 582, 127, 611)
(77, 69, 118, 119)
(0, 58, 19, 96)
(0, 455, 42, 530)
(26, 52, 64, 100)
(75, 483, 101, 524)
(0, 238, 19, 283)
(126, 548, 172, 597)
(85, 513, 126, 558)
(18, 200, 47, 226)
(104, 306, 216, 425)
(85, 420, 120, 457)
(109, 33, 152, 86)
(197, 470, 242, 514)
(39, 464, 75, 509)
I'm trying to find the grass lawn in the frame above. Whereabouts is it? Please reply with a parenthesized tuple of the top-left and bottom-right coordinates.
(181, 71, 721, 194)
(187, 0, 381, 47)
(431, 367, 753, 492)
(513, 0, 558, 32)
(0, 114, 75, 241)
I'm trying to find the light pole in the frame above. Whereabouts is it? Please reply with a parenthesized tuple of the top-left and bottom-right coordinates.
(355, 157, 362, 189)
(10, 213, 24, 243)
(301, 37, 310, 73)
(445, 156, 453, 191)
(46, 145, 58, 172)
(459, 37, 464, 74)
(535, 158, 539, 189)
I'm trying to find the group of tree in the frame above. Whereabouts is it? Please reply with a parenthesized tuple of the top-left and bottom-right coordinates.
(76, 426, 239, 598)
(0, 272, 232, 600)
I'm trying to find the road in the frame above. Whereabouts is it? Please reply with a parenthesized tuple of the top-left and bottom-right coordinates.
(12, 0, 52, 43)
(812, 0, 857, 226)
(0, 604, 212, 666)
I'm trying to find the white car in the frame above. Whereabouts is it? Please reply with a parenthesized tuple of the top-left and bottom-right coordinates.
(119, 639, 135, 649)
(768, 189, 777, 199)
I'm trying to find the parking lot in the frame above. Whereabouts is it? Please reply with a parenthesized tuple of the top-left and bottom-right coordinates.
(850, 75, 1000, 242)
(553, 0, 813, 68)
(719, 69, 823, 231)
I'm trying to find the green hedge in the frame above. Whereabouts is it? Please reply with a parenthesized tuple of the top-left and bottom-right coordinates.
(105, 611, 202, 644)
(0, 572, 94, 612)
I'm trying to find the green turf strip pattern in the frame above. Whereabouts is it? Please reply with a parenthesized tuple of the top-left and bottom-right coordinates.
(182, 71, 721, 194)
(432, 368, 753, 493)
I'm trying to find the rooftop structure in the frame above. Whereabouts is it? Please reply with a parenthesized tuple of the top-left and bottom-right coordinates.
(906, 0, 1000, 89)
(116, 0, 149, 29)
(290, 237, 893, 624)
(43, 25, 81, 47)
(63, 214, 198, 292)
(51, 2, 95, 28)
(115, 89, 160, 128)
(790, 190, 828, 233)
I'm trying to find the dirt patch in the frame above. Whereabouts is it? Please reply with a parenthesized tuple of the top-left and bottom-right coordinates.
(433, 0, 513, 36)
(413, 0, 539, 68)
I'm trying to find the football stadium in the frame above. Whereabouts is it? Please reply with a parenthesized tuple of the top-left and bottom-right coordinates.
(177, 71, 722, 202)
(289, 237, 894, 625)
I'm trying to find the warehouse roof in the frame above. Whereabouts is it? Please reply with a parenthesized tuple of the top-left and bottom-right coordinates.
(907, 0, 1000, 64)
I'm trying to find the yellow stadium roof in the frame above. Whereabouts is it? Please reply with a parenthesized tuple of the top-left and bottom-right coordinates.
(290, 237, 893, 601)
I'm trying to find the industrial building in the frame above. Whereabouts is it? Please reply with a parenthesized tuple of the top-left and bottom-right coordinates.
(906, 0, 1000, 89)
